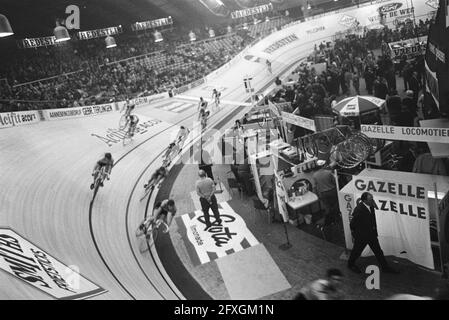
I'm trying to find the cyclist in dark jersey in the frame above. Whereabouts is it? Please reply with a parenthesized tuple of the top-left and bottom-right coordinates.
(91, 153, 114, 189)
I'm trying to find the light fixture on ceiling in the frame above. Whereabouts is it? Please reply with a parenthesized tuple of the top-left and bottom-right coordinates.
(0, 14, 14, 37)
(307, 1, 312, 10)
(54, 20, 70, 42)
(209, 28, 215, 38)
(227, 25, 232, 33)
(105, 35, 117, 48)
(154, 30, 163, 42)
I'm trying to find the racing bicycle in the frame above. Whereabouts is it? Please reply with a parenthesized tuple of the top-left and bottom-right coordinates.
(135, 217, 169, 252)
(92, 166, 108, 197)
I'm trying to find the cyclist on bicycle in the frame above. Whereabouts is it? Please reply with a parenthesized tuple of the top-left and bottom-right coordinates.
(137, 199, 177, 237)
(90, 152, 114, 189)
(127, 114, 139, 137)
(122, 99, 135, 117)
(176, 126, 190, 149)
(198, 97, 209, 121)
(211, 89, 221, 107)
(144, 166, 167, 190)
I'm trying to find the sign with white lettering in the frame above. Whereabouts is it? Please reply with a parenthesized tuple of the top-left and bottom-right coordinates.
(131, 16, 173, 31)
(175, 202, 259, 266)
(361, 124, 449, 143)
(231, 3, 273, 19)
(352, 177, 433, 269)
(0, 228, 105, 299)
(263, 34, 299, 54)
(77, 25, 123, 40)
(281, 111, 316, 132)
(42, 103, 115, 121)
(18, 36, 57, 49)
(388, 37, 427, 61)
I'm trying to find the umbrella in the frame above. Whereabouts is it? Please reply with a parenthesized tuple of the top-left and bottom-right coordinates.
(332, 95, 385, 117)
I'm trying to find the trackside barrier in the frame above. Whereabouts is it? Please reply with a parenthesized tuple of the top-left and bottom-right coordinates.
(0, 110, 41, 129)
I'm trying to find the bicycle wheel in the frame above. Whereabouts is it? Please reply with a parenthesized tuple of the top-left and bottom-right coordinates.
(140, 185, 152, 202)
(147, 225, 159, 247)
(119, 115, 127, 129)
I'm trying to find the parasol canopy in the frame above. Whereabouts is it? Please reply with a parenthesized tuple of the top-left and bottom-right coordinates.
(332, 95, 385, 117)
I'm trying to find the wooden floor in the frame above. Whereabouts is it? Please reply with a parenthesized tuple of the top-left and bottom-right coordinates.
(0, 43, 287, 299)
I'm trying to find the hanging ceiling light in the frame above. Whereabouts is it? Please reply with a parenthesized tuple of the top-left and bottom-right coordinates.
(307, 1, 312, 10)
(0, 14, 14, 37)
(208, 28, 215, 38)
(227, 25, 232, 33)
(105, 35, 116, 48)
(188, 30, 196, 42)
(243, 22, 248, 30)
(54, 20, 70, 42)
(154, 30, 163, 42)
(265, 16, 270, 22)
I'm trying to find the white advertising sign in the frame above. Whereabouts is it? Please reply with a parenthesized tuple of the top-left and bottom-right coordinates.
(42, 103, 115, 121)
(176, 202, 259, 266)
(0, 228, 105, 299)
(0, 110, 41, 129)
(352, 177, 434, 269)
(361, 124, 449, 143)
(281, 111, 316, 132)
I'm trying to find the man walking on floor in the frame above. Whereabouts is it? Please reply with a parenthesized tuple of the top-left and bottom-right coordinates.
(196, 170, 222, 230)
(347, 192, 399, 274)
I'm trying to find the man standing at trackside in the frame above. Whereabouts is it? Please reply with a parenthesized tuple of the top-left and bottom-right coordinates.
(347, 192, 399, 274)
(196, 170, 222, 230)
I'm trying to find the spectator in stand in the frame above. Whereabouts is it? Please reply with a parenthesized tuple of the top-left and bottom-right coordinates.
(385, 89, 402, 125)
(274, 76, 282, 86)
(352, 72, 360, 95)
(408, 71, 421, 102)
(293, 269, 345, 300)
(397, 103, 415, 127)
(373, 76, 388, 100)
(402, 90, 418, 125)
(402, 60, 413, 91)
(312, 161, 339, 229)
(364, 65, 375, 95)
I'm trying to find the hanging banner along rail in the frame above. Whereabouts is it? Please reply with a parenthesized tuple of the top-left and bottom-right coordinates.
(18, 36, 57, 49)
(131, 16, 173, 32)
(281, 111, 316, 132)
(361, 124, 449, 143)
(77, 25, 123, 40)
(231, 2, 274, 19)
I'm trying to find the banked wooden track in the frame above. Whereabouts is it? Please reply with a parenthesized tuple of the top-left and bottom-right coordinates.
(0, 33, 310, 298)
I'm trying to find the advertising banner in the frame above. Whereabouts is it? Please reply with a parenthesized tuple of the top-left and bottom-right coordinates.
(352, 177, 434, 269)
(175, 202, 259, 266)
(231, 3, 273, 19)
(42, 103, 115, 121)
(339, 191, 356, 251)
(0, 110, 41, 129)
(0, 228, 105, 299)
(18, 36, 57, 49)
(77, 25, 123, 40)
(281, 111, 316, 132)
(131, 16, 173, 31)
(361, 124, 449, 143)
(389, 37, 428, 61)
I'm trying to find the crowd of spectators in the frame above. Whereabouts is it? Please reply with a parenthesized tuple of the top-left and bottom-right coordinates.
(0, 27, 254, 111)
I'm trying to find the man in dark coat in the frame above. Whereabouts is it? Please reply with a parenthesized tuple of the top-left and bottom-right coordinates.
(386, 89, 402, 125)
(408, 72, 421, 102)
(347, 192, 399, 274)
